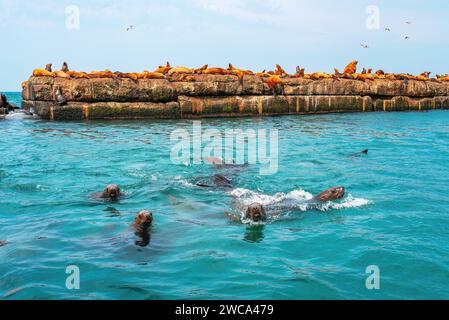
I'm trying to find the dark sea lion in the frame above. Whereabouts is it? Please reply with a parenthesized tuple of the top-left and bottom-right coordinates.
(61, 62, 69, 72)
(54, 88, 67, 106)
(196, 174, 232, 189)
(350, 149, 369, 157)
(245, 203, 267, 222)
(133, 210, 153, 247)
(0, 240, 7, 247)
(100, 184, 122, 200)
(45, 64, 52, 72)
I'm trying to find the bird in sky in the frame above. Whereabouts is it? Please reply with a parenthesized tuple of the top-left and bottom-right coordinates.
(384, 27, 391, 32)
(360, 43, 369, 49)
(406, 21, 412, 25)
(126, 25, 135, 31)
(404, 36, 410, 40)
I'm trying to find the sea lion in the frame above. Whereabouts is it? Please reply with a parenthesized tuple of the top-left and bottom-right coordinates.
(256, 70, 271, 78)
(265, 75, 284, 95)
(154, 62, 172, 74)
(140, 71, 166, 79)
(235, 186, 346, 222)
(61, 62, 69, 72)
(67, 71, 89, 79)
(0, 240, 7, 247)
(343, 60, 358, 74)
(245, 203, 267, 222)
(53, 71, 71, 78)
(32, 69, 54, 77)
(196, 174, 232, 189)
(197, 67, 229, 75)
(275, 64, 287, 77)
(313, 186, 346, 202)
(167, 66, 195, 76)
(133, 210, 153, 247)
(295, 66, 305, 78)
(100, 184, 122, 200)
(54, 88, 67, 106)
(45, 64, 53, 72)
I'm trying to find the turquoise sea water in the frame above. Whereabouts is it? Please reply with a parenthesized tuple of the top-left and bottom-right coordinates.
(1, 92, 449, 300)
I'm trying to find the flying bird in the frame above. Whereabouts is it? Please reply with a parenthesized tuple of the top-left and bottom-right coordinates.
(404, 36, 410, 40)
(384, 27, 391, 32)
(126, 25, 135, 31)
(360, 43, 369, 49)
(406, 21, 412, 25)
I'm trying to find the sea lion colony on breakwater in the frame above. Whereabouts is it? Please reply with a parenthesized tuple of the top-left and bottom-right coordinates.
(19, 61, 449, 120)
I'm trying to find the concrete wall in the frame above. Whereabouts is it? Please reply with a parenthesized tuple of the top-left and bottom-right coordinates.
(22, 75, 449, 120)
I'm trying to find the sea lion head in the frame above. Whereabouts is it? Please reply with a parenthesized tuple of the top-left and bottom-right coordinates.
(245, 203, 267, 222)
(134, 210, 153, 232)
(102, 184, 121, 200)
(315, 186, 345, 202)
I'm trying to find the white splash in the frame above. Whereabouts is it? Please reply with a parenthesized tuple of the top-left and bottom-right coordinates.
(229, 188, 371, 214)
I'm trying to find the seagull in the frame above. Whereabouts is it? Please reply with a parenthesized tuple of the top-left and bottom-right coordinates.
(126, 25, 134, 31)
(406, 21, 412, 25)
(360, 43, 369, 49)
(404, 36, 410, 40)
(384, 27, 391, 32)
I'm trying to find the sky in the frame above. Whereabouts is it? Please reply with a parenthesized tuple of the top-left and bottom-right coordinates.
(1, 0, 449, 91)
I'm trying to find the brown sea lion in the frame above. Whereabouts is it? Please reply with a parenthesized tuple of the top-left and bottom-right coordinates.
(133, 210, 153, 247)
(255, 70, 271, 78)
(100, 184, 122, 200)
(154, 62, 172, 74)
(265, 75, 284, 95)
(275, 64, 288, 77)
(45, 64, 53, 72)
(245, 203, 267, 222)
(375, 70, 385, 75)
(313, 186, 345, 202)
(53, 71, 71, 79)
(167, 66, 195, 76)
(228, 64, 253, 75)
(343, 60, 358, 74)
(295, 66, 305, 78)
(67, 71, 89, 79)
(61, 62, 69, 72)
(32, 69, 54, 77)
(140, 71, 166, 79)
(198, 67, 229, 75)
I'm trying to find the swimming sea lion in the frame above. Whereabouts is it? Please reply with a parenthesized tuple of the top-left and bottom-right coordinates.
(45, 64, 53, 72)
(100, 184, 122, 200)
(196, 174, 232, 189)
(61, 62, 69, 72)
(133, 210, 153, 247)
(245, 203, 267, 222)
(236, 186, 346, 222)
(54, 88, 67, 106)
(0, 240, 7, 247)
(313, 186, 345, 202)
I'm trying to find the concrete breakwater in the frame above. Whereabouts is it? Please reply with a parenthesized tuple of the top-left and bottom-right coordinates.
(22, 75, 449, 120)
